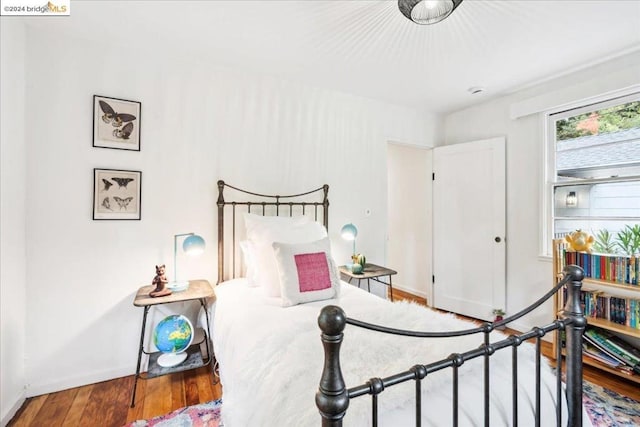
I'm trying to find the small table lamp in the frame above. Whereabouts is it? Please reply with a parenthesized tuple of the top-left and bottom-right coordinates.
(341, 223, 358, 271)
(170, 233, 205, 292)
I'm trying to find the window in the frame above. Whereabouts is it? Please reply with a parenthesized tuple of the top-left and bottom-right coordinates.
(545, 92, 640, 256)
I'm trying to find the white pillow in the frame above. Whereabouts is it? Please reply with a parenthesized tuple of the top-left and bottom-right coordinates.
(241, 213, 310, 287)
(272, 238, 340, 307)
(244, 212, 311, 243)
(239, 240, 258, 286)
(247, 218, 328, 297)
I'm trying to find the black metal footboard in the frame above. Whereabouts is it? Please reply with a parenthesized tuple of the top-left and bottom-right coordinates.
(316, 265, 585, 427)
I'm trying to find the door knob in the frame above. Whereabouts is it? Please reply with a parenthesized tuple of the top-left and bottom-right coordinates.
(495, 236, 501, 243)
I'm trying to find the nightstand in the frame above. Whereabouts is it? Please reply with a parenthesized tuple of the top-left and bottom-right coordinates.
(339, 263, 397, 301)
(130, 279, 215, 407)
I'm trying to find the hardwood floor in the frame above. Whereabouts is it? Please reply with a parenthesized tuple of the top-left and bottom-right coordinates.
(8, 288, 640, 426)
(8, 367, 222, 427)
(389, 286, 428, 305)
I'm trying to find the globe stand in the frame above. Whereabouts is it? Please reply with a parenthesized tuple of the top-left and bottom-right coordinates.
(157, 351, 189, 368)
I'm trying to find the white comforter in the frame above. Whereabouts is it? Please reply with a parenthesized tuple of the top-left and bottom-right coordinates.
(212, 279, 575, 427)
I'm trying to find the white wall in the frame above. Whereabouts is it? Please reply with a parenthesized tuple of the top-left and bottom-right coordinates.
(17, 27, 439, 396)
(442, 51, 640, 330)
(1, 20, 28, 426)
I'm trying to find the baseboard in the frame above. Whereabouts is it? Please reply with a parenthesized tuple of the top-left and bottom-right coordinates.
(26, 366, 133, 398)
(1, 393, 25, 427)
(392, 283, 427, 299)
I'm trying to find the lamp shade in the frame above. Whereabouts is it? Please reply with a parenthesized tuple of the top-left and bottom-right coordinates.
(341, 223, 358, 241)
(398, 0, 463, 25)
(171, 232, 206, 291)
(183, 234, 205, 255)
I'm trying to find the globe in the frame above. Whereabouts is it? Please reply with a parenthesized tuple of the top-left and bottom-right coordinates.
(153, 314, 194, 368)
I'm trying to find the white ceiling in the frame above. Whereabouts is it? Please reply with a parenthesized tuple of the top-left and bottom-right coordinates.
(25, 0, 640, 113)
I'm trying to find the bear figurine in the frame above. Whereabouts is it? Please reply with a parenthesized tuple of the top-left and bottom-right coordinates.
(149, 264, 171, 297)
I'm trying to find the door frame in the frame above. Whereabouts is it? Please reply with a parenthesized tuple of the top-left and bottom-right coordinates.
(386, 141, 433, 303)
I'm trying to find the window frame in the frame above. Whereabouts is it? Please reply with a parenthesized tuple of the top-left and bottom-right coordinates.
(541, 90, 640, 257)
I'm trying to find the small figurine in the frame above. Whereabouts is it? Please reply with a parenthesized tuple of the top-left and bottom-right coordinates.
(492, 309, 506, 330)
(150, 264, 171, 297)
(565, 229, 594, 253)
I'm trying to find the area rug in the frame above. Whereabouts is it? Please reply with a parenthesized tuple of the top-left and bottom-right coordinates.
(583, 381, 640, 426)
(125, 384, 639, 427)
(124, 399, 222, 427)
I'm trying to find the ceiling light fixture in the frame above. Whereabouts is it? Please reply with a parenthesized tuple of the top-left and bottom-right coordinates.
(398, 0, 463, 25)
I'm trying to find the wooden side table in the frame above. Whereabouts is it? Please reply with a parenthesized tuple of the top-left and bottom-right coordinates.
(339, 263, 398, 301)
(130, 279, 215, 407)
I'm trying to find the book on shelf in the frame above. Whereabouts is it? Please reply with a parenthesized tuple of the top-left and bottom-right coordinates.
(584, 327, 640, 375)
(582, 342, 625, 368)
(553, 240, 639, 287)
(559, 287, 640, 329)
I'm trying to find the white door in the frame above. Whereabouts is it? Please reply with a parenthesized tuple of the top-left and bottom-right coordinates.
(432, 137, 506, 321)
(387, 143, 432, 302)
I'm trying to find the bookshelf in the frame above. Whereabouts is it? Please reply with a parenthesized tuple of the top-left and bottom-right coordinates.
(552, 239, 640, 384)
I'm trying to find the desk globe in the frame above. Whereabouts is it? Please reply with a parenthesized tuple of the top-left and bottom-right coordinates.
(153, 314, 194, 367)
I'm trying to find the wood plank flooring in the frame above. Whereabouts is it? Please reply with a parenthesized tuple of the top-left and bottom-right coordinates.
(8, 367, 221, 427)
(8, 287, 639, 426)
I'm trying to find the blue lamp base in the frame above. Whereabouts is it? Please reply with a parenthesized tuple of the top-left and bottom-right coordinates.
(168, 281, 190, 292)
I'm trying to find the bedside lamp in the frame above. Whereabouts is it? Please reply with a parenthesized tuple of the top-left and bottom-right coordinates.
(170, 233, 205, 292)
(341, 223, 358, 271)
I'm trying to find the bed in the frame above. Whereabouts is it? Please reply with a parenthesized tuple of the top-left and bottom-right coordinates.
(212, 181, 588, 427)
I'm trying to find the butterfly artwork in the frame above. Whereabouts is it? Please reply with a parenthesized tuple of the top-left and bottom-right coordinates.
(114, 196, 134, 210)
(101, 178, 113, 192)
(99, 100, 137, 128)
(94, 169, 141, 220)
(101, 197, 113, 211)
(93, 96, 141, 150)
(112, 177, 135, 189)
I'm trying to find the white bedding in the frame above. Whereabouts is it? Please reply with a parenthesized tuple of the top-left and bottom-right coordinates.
(212, 279, 582, 427)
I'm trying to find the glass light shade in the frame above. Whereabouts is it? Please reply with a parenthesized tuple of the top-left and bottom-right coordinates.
(398, 0, 463, 25)
(183, 234, 205, 255)
(565, 191, 577, 207)
(341, 223, 358, 241)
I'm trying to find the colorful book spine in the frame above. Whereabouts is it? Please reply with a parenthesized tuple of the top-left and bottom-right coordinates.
(566, 288, 640, 326)
(563, 251, 639, 286)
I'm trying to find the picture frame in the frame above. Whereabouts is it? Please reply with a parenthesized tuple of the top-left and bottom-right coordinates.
(93, 95, 141, 151)
(93, 168, 142, 220)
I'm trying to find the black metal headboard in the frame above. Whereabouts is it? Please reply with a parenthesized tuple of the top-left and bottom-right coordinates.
(216, 180, 329, 284)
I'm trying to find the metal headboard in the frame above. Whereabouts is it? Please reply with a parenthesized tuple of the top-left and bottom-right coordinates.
(216, 180, 329, 284)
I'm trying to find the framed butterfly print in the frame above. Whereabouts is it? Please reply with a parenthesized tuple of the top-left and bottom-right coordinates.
(93, 168, 142, 220)
(93, 95, 141, 151)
